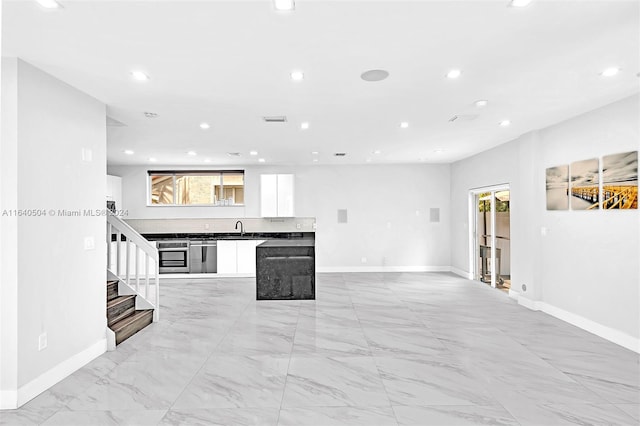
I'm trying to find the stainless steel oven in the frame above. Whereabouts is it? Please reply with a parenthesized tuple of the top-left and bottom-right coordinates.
(157, 240, 190, 273)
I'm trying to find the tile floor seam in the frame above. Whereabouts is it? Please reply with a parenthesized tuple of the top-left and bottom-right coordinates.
(161, 294, 252, 419)
(277, 295, 303, 426)
(347, 275, 401, 425)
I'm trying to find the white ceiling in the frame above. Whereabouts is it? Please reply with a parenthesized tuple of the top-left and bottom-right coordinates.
(3, 0, 639, 166)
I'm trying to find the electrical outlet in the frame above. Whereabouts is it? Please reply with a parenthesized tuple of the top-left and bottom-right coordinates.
(38, 333, 47, 351)
(296, 223, 301, 229)
(84, 236, 95, 250)
(204, 223, 210, 230)
(541, 227, 548, 236)
(361, 257, 367, 263)
(312, 222, 317, 230)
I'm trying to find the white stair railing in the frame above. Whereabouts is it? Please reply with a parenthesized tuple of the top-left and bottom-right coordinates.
(107, 214, 160, 321)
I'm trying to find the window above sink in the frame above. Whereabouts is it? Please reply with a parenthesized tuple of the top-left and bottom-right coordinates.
(148, 170, 244, 206)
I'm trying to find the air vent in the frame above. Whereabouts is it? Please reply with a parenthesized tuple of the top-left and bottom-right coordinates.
(144, 112, 159, 118)
(106, 116, 127, 127)
(227, 152, 241, 157)
(262, 116, 287, 123)
(449, 114, 478, 122)
(334, 152, 347, 157)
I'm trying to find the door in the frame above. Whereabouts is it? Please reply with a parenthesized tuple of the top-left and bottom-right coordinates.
(471, 186, 511, 290)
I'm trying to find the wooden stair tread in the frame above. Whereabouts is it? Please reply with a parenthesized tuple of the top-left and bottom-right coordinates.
(110, 309, 153, 333)
(106, 294, 135, 309)
(106, 280, 154, 345)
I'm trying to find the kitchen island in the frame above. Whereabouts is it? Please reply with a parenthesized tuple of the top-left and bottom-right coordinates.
(256, 239, 315, 300)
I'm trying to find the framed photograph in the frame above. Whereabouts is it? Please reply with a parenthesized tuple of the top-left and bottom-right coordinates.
(570, 158, 599, 210)
(546, 165, 569, 210)
(602, 151, 638, 209)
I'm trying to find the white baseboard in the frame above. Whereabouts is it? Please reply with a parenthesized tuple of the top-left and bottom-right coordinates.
(0, 390, 18, 410)
(540, 302, 639, 354)
(316, 266, 451, 273)
(15, 338, 106, 408)
(450, 267, 474, 280)
(513, 293, 639, 354)
(513, 293, 543, 311)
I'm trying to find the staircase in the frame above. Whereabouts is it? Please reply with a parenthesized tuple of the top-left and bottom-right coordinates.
(107, 279, 153, 345)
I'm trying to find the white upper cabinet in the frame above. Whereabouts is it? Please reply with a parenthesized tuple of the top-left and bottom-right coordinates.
(106, 175, 122, 208)
(260, 174, 294, 217)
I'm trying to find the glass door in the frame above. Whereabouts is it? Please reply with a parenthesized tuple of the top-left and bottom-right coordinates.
(472, 186, 510, 290)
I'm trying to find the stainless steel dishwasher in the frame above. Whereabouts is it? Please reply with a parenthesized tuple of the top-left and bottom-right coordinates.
(189, 240, 217, 273)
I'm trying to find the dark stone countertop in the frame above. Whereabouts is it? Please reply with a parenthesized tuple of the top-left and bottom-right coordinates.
(141, 232, 314, 241)
(257, 239, 315, 248)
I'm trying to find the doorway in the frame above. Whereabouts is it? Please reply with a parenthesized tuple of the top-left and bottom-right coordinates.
(471, 186, 511, 291)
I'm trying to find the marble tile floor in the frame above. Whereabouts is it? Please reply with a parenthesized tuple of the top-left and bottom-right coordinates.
(2, 272, 638, 426)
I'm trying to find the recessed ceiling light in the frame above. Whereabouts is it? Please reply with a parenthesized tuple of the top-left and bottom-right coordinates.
(290, 70, 304, 81)
(131, 70, 149, 81)
(361, 69, 390, 82)
(274, 0, 295, 11)
(123, 150, 134, 155)
(187, 151, 197, 156)
(434, 149, 444, 153)
(446, 69, 462, 79)
(400, 122, 409, 129)
(601, 67, 620, 77)
(312, 159, 319, 163)
(311, 151, 319, 155)
(204, 158, 211, 163)
(249, 151, 258, 156)
(258, 158, 266, 163)
(148, 157, 157, 162)
(200, 122, 210, 129)
(373, 150, 382, 155)
(300, 122, 309, 130)
(499, 120, 511, 127)
(475, 100, 489, 107)
(366, 158, 372, 163)
(510, 0, 533, 7)
(36, 0, 61, 9)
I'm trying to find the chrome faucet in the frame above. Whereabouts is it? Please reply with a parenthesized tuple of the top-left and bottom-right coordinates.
(235, 220, 244, 236)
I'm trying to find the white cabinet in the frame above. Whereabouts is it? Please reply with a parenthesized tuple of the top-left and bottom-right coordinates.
(237, 240, 260, 273)
(260, 174, 294, 217)
(216, 240, 238, 274)
(216, 240, 264, 275)
(106, 175, 122, 209)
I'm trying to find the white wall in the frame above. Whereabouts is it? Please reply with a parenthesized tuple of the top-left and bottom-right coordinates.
(451, 94, 640, 349)
(1, 59, 107, 407)
(1, 56, 20, 408)
(108, 163, 452, 270)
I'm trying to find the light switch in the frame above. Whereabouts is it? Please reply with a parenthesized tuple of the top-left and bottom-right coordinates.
(541, 227, 548, 236)
(82, 148, 93, 162)
(38, 332, 47, 351)
(84, 236, 95, 250)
